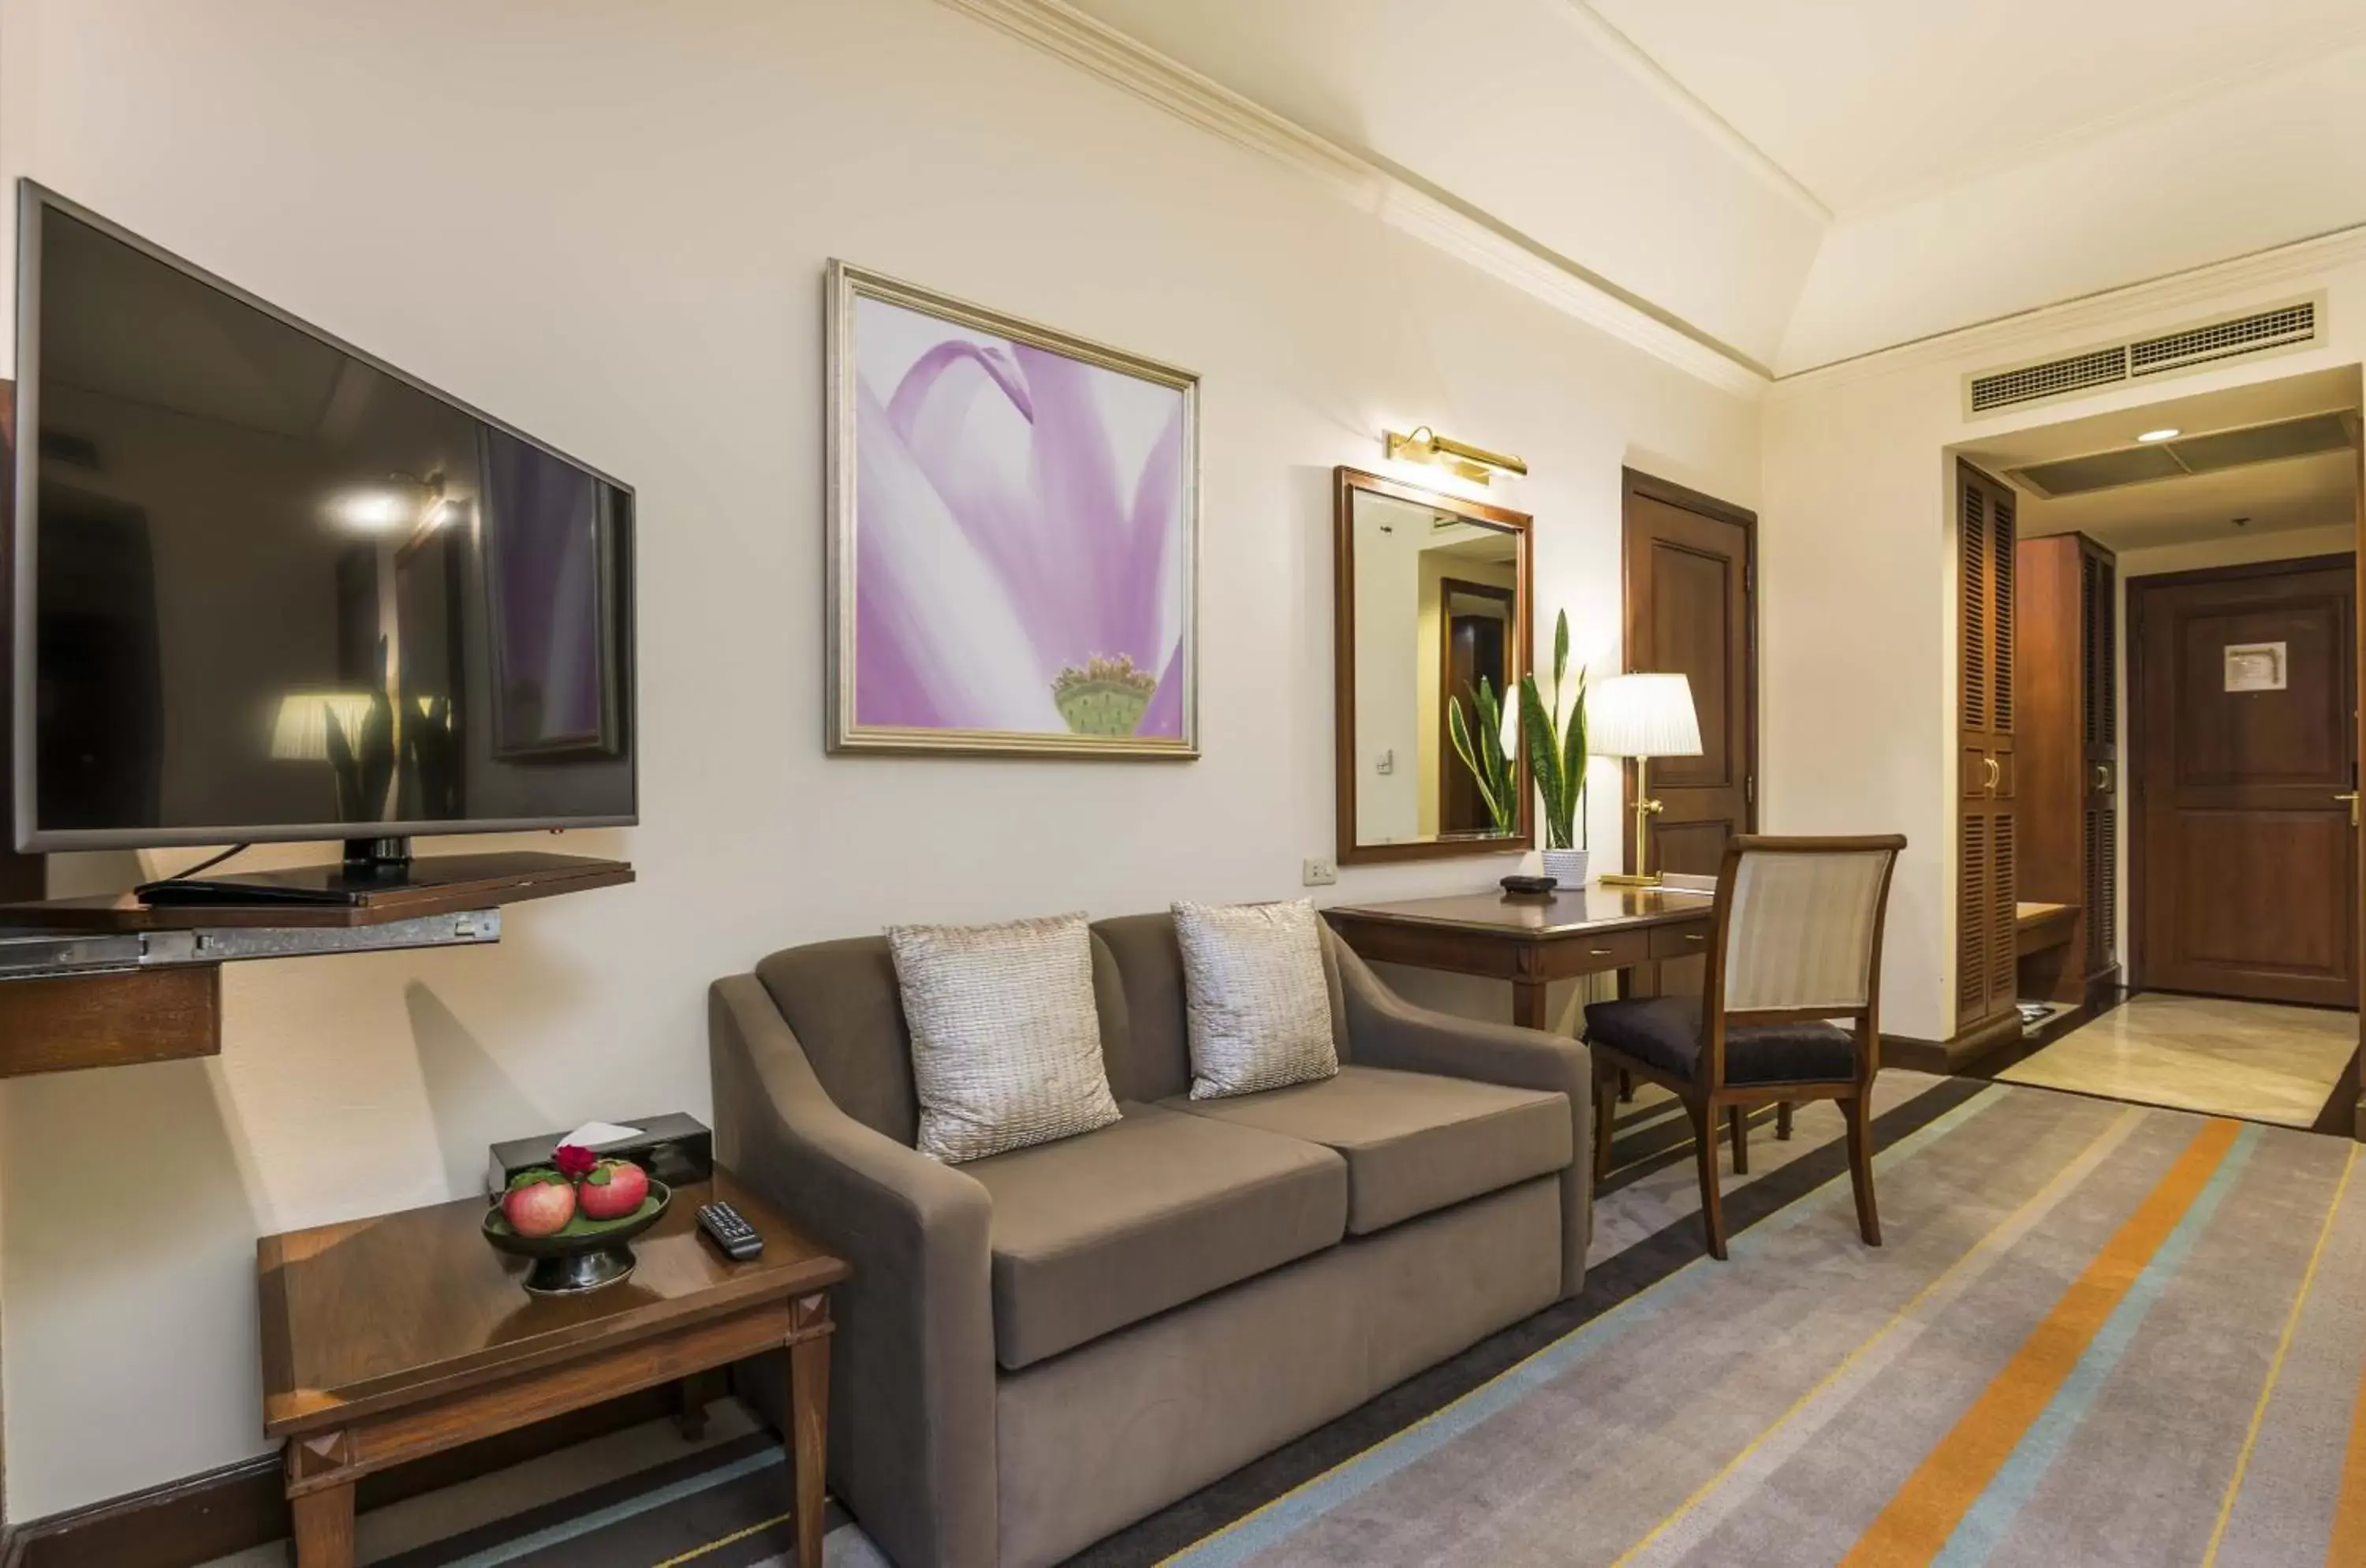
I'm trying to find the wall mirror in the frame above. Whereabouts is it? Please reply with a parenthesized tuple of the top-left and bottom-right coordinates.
(1334, 466, 1533, 864)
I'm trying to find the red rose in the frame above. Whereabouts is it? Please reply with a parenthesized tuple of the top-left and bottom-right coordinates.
(552, 1143, 598, 1179)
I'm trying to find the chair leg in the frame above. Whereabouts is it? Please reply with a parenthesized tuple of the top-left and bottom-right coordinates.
(1842, 1094, 1881, 1247)
(1592, 1058, 1617, 1184)
(1727, 1104, 1749, 1174)
(1776, 1100, 1794, 1141)
(1689, 1099, 1728, 1260)
(1618, 1069, 1635, 1103)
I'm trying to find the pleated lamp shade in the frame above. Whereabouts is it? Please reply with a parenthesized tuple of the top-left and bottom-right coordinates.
(1589, 673, 1702, 760)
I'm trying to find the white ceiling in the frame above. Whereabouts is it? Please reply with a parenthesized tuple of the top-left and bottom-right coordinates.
(1052, 0, 2366, 377)
(1585, 0, 2366, 216)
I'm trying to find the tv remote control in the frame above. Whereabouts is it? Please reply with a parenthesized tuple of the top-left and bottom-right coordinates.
(697, 1200, 763, 1260)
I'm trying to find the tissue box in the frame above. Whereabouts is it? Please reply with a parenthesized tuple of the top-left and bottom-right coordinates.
(486, 1112, 713, 1197)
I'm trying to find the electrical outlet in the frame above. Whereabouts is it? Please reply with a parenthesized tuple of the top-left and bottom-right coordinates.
(1302, 856, 1338, 887)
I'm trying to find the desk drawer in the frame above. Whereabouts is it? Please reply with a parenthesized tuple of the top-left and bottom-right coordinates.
(1650, 921, 1713, 961)
(1560, 927, 1651, 971)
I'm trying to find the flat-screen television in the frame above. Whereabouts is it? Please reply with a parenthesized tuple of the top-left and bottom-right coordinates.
(11, 182, 636, 855)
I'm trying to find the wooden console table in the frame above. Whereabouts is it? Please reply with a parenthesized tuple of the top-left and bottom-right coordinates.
(1323, 883, 1719, 1031)
(257, 1168, 847, 1568)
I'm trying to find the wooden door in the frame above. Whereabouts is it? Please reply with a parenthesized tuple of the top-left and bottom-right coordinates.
(2132, 557, 2357, 1006)
(1621, 470, 1755, 879)
(1957, 462, 2019, 1036)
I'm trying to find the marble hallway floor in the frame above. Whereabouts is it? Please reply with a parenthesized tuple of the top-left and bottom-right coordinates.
(1998, 991, 2358, 1128)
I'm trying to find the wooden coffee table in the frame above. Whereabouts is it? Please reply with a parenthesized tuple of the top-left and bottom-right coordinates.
(257, 1167, 848, 1568)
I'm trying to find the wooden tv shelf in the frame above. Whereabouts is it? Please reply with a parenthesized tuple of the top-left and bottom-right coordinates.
(0, 853, 633, 1078)
(0, 852, 634, 932)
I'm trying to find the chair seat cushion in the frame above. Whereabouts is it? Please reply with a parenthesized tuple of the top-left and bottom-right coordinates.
(1162, 1065, 1572, 1234)
(964, 1103, 1348, 1370)
(1582, 996, 1857, 1085)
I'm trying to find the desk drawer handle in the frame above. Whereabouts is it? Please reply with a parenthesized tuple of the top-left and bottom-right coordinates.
(1685, 933, 1705, 942)
(1588, 947, 1614, 957)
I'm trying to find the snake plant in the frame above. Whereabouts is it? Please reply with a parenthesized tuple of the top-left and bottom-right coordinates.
(1517, 611, 1588, 849)
(1446, 675, 1519, 837)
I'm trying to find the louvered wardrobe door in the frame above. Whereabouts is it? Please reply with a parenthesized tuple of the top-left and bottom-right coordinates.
(1958, 461, 2021, 1034)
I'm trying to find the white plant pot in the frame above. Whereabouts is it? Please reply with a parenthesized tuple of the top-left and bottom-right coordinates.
(1540, 848, 1589, 888)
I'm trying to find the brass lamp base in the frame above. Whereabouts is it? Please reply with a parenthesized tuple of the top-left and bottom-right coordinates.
(1610, 758, 1669, 889)
(1597, 872, 1664, 888)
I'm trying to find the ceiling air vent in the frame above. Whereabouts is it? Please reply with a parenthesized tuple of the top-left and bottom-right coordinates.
(2129, 301, 2316, 378)
(1969, 346, 2128, 414)
(1963, 295, 2324, 419)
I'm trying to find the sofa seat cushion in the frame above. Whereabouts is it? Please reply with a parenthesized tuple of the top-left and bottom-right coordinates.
(1583, 996, 1857, 1085)
(1162, 1066, 1571, 1234)
(964, 1103, 1348, 1370)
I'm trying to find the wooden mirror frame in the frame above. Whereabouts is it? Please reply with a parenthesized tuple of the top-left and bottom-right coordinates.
(1333, 465, 1535, 866)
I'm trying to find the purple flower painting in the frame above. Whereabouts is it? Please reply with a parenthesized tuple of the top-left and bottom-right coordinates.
(828, 265, 1197, 756)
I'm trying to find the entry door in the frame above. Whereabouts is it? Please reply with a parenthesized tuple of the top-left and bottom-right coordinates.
(1621, 470, 1756, 877)
(2133, 558, 2358, 1006)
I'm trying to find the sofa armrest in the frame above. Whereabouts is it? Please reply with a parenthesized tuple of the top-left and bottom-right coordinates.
(1330, 938, 1592, 1296)
(709, 975, 998, 1568)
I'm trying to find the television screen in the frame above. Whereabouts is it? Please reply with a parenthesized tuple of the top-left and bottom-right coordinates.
(12, 186, 636, 851)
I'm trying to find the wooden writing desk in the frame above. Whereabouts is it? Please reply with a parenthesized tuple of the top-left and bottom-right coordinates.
(1323, 883, 1720, 1031)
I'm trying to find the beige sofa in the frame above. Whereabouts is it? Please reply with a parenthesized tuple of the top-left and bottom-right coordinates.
(709, 912, 1593, 1568)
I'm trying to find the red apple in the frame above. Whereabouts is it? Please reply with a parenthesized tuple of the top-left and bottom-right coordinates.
(578, 1159, 650, 1222)
(502, 1172, 577, 1238)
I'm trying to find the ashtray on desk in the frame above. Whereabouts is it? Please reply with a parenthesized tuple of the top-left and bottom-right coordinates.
(1499, 874, 1558, 897)
(483, 1181, 673, 1296)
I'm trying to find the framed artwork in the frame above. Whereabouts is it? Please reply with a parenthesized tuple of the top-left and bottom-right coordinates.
(825, 261, 1199, 756)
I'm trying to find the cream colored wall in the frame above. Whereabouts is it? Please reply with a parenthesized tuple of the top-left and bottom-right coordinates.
(1763, 246, 2366, 1043)
(0, 0, 1758, 1518)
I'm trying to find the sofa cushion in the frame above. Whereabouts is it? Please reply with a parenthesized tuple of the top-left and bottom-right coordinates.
(963, 1102, 1348, 1370)
(1582, 995, 1858, 1085)
(1162, 1066, 1571, 1234)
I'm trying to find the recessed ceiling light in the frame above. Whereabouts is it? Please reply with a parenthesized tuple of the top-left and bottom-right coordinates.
(2136, 427, 2180, 442)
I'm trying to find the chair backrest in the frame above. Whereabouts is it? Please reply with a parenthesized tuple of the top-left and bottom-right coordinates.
(1708, 835, 1905, 1017)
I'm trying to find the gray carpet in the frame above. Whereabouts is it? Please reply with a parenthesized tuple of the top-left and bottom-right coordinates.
(215, 1072, 2366, 1566)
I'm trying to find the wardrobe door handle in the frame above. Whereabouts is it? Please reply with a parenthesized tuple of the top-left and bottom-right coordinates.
(1983, 756, 2001, 794)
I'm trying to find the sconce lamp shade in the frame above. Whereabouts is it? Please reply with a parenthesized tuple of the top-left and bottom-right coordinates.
(1589, 673, 1702, 760)
(271, 691, 379, 761)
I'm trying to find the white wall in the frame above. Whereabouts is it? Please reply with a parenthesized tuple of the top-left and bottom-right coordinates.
(0, 0, 1758, 1518)
(1763, 241, 2366, 1043)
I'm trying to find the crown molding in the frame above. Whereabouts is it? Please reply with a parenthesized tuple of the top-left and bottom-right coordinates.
(935, 0, 1771, 397)
(1772, 219, 2366, 397)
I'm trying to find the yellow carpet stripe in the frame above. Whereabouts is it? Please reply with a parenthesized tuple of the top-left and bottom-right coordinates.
(2326, 1232, 2366, 1567)
(648, 1511, 793, 1568)
(2200, 1142, 2358, 1568)
(1609, 1103, 2147, 1568)
(1838, 1117, 2243, 1568)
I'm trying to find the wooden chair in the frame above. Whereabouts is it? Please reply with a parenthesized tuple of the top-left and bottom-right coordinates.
(1581, 834, 1905, 1260)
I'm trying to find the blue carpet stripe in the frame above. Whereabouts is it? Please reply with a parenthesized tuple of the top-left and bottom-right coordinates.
(441, 1447, 783, 1568)
(1932, 1122, 2264, 1568)
(1162, 1084, 2010, 1567)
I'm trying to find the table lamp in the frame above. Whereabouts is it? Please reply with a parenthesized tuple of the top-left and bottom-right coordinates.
(1589, 673, 1703, 888)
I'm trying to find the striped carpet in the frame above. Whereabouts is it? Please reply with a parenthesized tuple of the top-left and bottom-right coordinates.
(279, 1073, 2366, 1566)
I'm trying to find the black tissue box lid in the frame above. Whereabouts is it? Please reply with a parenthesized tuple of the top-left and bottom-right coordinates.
(487, 1112, 713, 1197)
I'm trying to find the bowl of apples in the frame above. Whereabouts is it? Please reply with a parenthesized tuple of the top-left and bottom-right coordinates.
(483, 1143, 671, 1296)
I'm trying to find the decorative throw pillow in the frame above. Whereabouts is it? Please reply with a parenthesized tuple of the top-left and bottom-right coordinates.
(887, 913, 1122, 1164)
(1173, 898, 1340, 1100)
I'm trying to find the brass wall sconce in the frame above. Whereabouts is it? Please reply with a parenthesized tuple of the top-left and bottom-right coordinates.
(1384, 425, 1528, 485)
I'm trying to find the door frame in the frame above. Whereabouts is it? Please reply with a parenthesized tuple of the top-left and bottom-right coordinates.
(2125, 550, 2359, 995)
(1618, 468, 1760, 873)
